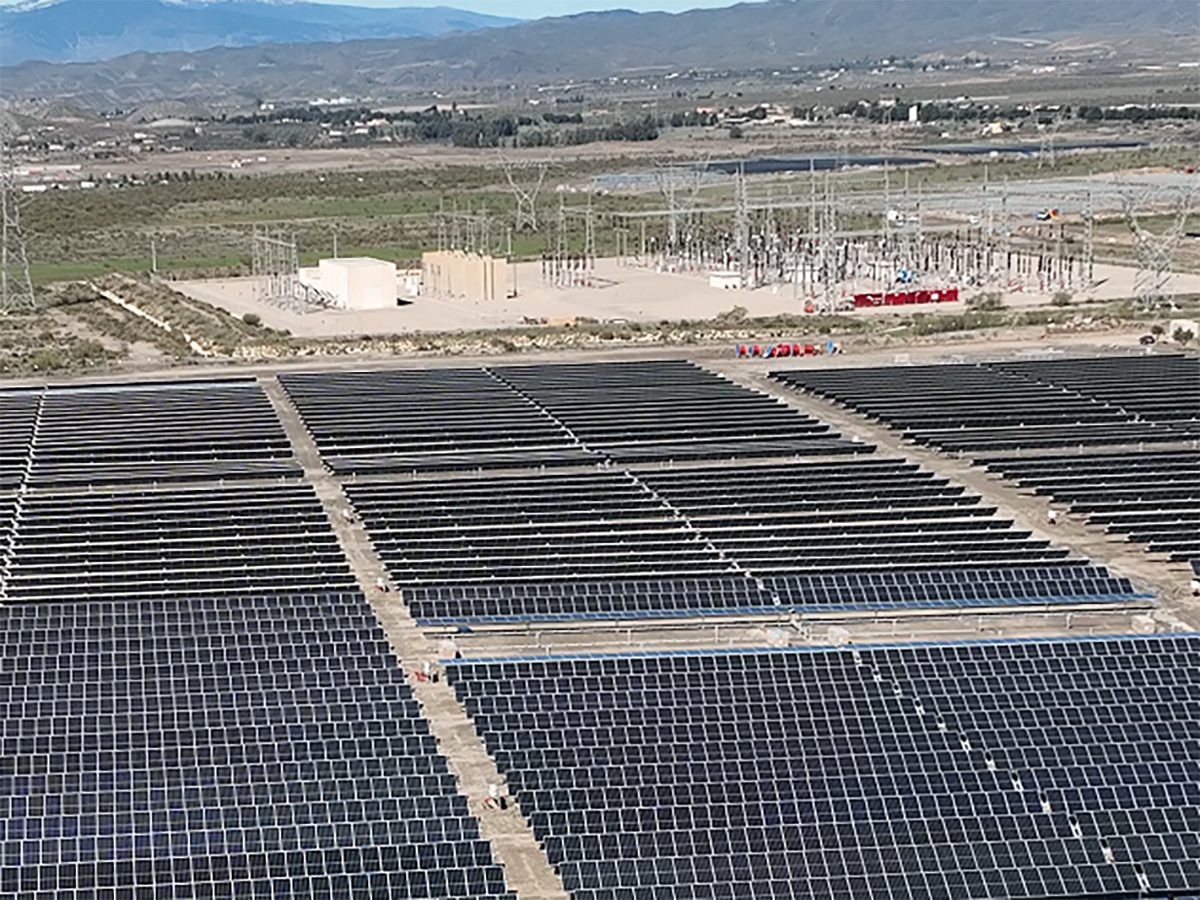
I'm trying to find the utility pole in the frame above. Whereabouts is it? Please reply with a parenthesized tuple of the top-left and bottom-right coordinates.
(1083, 187, 1095, 287)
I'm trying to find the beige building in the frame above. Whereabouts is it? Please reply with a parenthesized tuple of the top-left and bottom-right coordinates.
(422, 251, 510, 301)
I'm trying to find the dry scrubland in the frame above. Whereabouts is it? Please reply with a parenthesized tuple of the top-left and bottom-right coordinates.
(2, 270, 1196, 381)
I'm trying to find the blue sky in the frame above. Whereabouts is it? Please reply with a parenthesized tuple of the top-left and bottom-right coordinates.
(0, 0, 742, 16)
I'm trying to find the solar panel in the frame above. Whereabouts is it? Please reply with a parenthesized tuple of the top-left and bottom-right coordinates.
(771, 356, 1200, 566)
(770, 358, 1195, 451)
(280, 367, 596, 475)
(491, 360, 865, 461)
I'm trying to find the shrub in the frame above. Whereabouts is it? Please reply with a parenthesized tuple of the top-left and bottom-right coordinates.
(1051, 291, 1072, 307)
(242, 313, 262, 326)
(1174, 327, 1195, 346)
(966, 291, 1004, 311)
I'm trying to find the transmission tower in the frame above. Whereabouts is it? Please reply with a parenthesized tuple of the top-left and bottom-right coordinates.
(1037, 111, 1066, 170)
(0, 152, 35, 313)
(819, 173, 837, 312)
(1119, 182, 1194, 309)
(835, 130, 850, 171)
(498, 153, 550, 233)
(733, 163, 749, 284)
(653, 160, 706, 262)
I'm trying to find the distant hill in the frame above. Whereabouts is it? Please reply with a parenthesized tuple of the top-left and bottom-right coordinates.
(2, 0, 1197, 106)
(0, 0, 519, 65)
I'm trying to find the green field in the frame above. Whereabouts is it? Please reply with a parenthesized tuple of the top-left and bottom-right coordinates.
(21, 159, 666, 285)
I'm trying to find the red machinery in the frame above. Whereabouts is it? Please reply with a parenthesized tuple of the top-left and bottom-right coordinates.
(853, 288, 959, 308)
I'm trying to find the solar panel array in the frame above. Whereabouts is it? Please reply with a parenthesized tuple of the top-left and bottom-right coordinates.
(350, 459, 1142, 624)
(33, 380, 298, 487)
(992, 355, 1200, 438)
(0, 379, 298, 489)
(348, 471, 735, 584)
(772, 355, 1200, 564)
(0, 390, 38, 491)
(279, 368, 595, 475)
(491, 361, 861, 463)
(0, 359, 1186, 900)
(771, 361, 1190, 452)
(0, 375, 518, 900)
(2, 484, 357, 603)
(0, 593, 516, 900)
(281, 361, 866, 475)
(447, 635, 1200, 900)
(980, 451, 1200, 563)
(639, 462, 1063, 575)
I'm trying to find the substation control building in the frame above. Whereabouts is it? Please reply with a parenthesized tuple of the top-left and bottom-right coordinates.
(298, 257, 398, 310)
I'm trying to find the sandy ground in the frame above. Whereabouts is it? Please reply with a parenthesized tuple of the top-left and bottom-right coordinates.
(178, 260, 832, 336)
(173, 257, 1200, 338)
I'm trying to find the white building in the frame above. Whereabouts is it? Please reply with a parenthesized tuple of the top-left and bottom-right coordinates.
(709, 270, 743, 290)
(298, 257, 397, 310)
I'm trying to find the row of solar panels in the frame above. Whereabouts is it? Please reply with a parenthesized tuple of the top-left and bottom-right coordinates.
(342, 460, 1143, 623)
(280, 361, 868, 474)
(772, 354, 1199, 563)
(0, 484, 356, 603)
(447, 635, 1200, 900)
(0, 379, 297, 490)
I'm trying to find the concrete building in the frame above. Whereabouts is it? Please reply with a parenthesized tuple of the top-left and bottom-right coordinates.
(422, 251, 510, 302)
(298, 257, 397, 310)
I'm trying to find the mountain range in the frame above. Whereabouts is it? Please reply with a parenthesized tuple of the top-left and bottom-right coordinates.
(0, 0, 519, 65)
(2, 0, 1197, 107)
